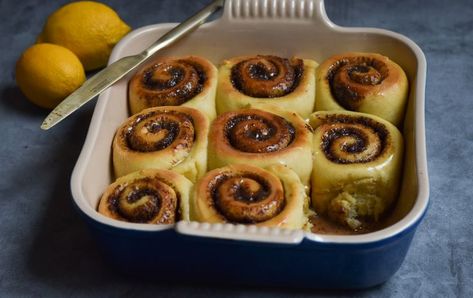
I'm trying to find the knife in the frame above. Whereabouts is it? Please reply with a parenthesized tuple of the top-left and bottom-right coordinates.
(41, 0, 224, 130)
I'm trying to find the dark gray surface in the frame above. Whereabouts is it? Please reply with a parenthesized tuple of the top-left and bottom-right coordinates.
(0, 0, 471, 297)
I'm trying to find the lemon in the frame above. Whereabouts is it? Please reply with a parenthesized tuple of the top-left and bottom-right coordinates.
(38, 1, 131, 71)
(16, 43, 86, 109)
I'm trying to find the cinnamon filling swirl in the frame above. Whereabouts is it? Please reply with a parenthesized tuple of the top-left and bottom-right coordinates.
(108, 177, 178, 224)
(327, 56, 389, 110)
(209, 171, 285, 223)
(320, 115, 389, 164)
(231, 55, 303, 98)
(223, 111, 295, 153)
(140, 59, 206, 105)
(124, 110, 195, 153)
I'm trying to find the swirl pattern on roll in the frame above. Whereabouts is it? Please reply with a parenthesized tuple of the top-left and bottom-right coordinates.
(316, 52, 408, 127)
(320, 115, 388, 164)
(124, 109, 194, 153)
(191, 164, 307, 229)
(103, 177, 177, 224)
(217, 55, 317, 118)
(210, 169, 285, 223)
(113, 106, 209, 182)
(98, 169, 193, 224)
(208, 108, 313, 188)
(224, 110, 295, 153)
(230, 55, 303, 98)
(135, 59, 204, 106)
(129, 56, 218, 119)
(327, 56, 389, 110)
(309, 110, 404, 230)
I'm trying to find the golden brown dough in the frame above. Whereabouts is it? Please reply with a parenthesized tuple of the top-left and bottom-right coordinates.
(129, 56, 217, 119)
(191, 164, 307, 229)
(113, 106, 209, 182)
(98, 169, 193, 224)
(315, 52, 408, 127)
(207, 108, 313, 188)
(309, 110, 404, 230)
(216, 55, 317, 118)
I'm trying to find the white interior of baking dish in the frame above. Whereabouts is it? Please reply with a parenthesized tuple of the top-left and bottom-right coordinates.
(71, 0, 428, 244)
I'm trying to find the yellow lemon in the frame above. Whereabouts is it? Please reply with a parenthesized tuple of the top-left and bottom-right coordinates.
(16, 43, 86, 109)
(38, 1, 131, 71)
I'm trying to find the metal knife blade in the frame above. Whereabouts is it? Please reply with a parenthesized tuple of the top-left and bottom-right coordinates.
(41, 0, 224, 130)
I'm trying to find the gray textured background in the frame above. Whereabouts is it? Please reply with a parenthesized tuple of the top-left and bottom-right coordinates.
(0, 0, 472, 297)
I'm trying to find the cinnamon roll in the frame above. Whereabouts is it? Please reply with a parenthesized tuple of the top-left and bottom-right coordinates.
(208, 108, 313, 188)
(316, 52, 408, 127)
(129, 56, 218, 120)
(191, 164, 307, 229)
(98, 169, 193, 224)
(113, 106, 209, 182)
(216, 55, 317, 118)
(309, 110, 403, 230)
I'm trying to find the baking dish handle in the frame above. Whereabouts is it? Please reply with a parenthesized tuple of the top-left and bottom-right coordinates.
(176, 221, 305, 244)
(219, 0, 332, 26)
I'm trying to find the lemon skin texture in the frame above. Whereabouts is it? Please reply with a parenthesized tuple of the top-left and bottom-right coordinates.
(38, 1, 131, 71)
(15, 43, 86, 109)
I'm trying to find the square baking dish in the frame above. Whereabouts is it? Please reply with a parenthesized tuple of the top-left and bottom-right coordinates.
(70, 0, 429, 289)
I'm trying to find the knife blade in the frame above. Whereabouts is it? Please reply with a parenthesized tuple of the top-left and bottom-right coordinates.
(41, 0, 224, 130)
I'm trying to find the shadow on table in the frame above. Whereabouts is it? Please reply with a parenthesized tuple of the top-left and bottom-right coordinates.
(0, 86, 118, 290)
(8, 84, 110, 285)
(1, 86, 48, 116)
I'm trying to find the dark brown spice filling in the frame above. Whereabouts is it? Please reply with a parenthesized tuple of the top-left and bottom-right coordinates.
(231, 55, 303, 98)
(326, 56, 389, 110)
(323, 127, 368, 162)
(143, 66, 184, 89)
(209, 172, 285, 224)
(348, 65, 382, 85)
(119, 189, 160, 222)
(224, 113, 295, 153)
(140, 59, 206, 105)
(125, 110, 195, 153)
(215, 173, 270, 203)
(106, 177, 180, 224)
(108, 178, 161, 223)
(133, 120, 179, 151)
(320, 115, 389, 164)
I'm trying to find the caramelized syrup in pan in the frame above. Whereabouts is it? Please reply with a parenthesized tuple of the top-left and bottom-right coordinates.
(309, 214, 389, 235)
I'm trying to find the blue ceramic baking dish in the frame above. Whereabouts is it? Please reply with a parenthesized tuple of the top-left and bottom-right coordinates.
(71, 0, 429, 288)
